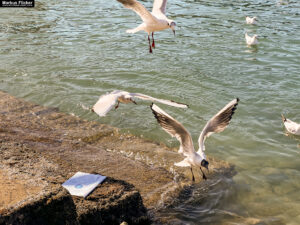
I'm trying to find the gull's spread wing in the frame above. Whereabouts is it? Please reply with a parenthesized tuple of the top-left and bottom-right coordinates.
(117, 0, 156, 23)
(131, 93, 188, 108)
(151, 104, 194, 156)
(197, 98, 239, 154)
(152, 0, 168, 19)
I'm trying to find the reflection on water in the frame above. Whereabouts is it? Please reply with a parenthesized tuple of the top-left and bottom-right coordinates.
(1, 0, 300, 224)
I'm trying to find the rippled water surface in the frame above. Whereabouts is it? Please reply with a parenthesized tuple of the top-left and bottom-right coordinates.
(1, 0, 300, 224)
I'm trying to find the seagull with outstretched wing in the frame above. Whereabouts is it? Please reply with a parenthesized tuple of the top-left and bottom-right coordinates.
(116, 0, 176, 53)
(151, 98, 239, 181)
(92, 90, 188, 117)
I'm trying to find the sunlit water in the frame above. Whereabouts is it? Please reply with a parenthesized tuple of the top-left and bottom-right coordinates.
(1, 0, 300, 224)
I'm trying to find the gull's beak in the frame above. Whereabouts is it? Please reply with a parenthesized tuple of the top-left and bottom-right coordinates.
(205, 165, 209, 172)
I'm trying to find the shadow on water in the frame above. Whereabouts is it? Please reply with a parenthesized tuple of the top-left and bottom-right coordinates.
(154, 174, 284, 225)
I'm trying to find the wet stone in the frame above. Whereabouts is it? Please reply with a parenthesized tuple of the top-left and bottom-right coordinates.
(0, 91, 234, 224)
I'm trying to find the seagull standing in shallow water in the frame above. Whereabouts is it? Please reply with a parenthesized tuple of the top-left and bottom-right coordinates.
(246, 16, 258, 25)
(92, 90, 188, 117)
(151, 99, 239, 181)
(281, 115, 300, 135)
(245, 33, 258, 46)
(116, 0, 176, 53)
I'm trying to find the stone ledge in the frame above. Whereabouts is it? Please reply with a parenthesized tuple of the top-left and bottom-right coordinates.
(0, 90, 235, 224)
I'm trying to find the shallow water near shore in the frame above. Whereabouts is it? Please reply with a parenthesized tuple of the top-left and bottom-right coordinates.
(0, 0, 300, 224)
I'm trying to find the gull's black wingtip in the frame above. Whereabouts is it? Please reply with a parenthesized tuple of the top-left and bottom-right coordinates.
(150, 103, 156, 115)
(236, 98, 240, 102)
(150, 103, 160, 121)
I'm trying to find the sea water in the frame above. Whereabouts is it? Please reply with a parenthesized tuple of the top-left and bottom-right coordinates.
(0, 0, 299, 224)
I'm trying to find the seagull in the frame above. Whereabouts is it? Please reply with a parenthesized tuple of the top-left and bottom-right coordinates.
(116, 0, 176, 53)
(281, 115, 300, 135)
(151, 98, 239, 181)
(246, 16, 258, 25)
(245, 33, 258, 46)
(92, 90, 188, 117)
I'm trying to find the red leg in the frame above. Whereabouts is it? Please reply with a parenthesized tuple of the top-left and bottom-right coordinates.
(152, 32, 155, 48)
(115, 101, 120, 109)
(148, 35, 153, 53)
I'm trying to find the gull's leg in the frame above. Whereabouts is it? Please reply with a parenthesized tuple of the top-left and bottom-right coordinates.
(130, 98, 137, 105)
(115, 101, 120, 109)
(190, 167, 195, 182)
(148, 35, 153, 53)
(200, 167, 207, 180)
(152, 32, 155, 48)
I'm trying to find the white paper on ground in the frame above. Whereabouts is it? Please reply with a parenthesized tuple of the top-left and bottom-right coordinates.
(62, 171, 106, 197)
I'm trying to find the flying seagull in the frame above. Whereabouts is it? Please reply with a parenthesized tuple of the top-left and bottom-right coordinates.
(281, 114, 300, 135)
(151, 98, 239, 181)
(245, 33, 258, 46)
(92, 90, 188, 117)
(116, 0, 176, 53)
(246, 16, 258, 25)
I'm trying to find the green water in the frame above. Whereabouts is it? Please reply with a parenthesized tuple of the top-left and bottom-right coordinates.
(1, 0, 300, 224)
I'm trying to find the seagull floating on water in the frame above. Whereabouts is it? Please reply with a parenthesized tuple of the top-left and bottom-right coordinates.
(151, 98, 239, 181)
(116, 0, 176, 53)
(281, 115, 300, 135)
(246, 16, 258, 25)
(245, 33, 258, 46)
(92, 90, 188, 117)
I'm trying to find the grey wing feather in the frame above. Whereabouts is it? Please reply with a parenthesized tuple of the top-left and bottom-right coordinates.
(131, 93, 188, 108)
(151, 104, 194, 156)
(152, 0, 167, 15)
(197, 98, 239, 154)
(117, 0, 156, 23)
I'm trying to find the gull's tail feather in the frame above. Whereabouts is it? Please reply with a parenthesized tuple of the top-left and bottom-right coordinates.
(174, 159, 190, 167)
(126, 24, 144, 34)
(126, 29, 138, 34)
(178, 147, 184, 154)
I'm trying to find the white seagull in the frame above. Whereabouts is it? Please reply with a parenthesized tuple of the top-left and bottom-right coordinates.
(281, 115, 300, 135)
(151, 98, 239, 181)
(116, 0, 176, 53)
(92, 90, 188, 117)
(246, 16, 258, 25)
(245, 33, 258, 46)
